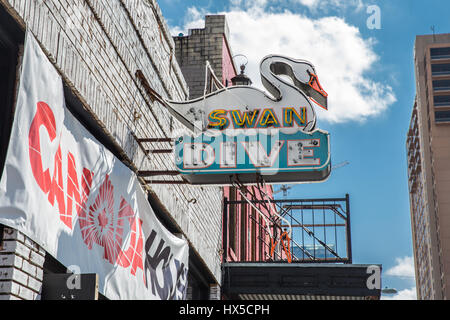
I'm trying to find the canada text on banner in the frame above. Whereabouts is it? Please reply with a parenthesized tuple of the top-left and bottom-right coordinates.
(0, 32, 188, 300)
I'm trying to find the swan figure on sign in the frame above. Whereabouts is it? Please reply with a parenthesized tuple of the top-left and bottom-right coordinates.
(164, 55, 328, 134)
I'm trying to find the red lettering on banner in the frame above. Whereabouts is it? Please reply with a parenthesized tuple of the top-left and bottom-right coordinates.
(47, 146, 66, 226)
(117, 197, 144, 281)
(80, 168, 94, 210)
(28, 101, 56, 194)
(28, 101, 146, 280)
(66, 152, 80, 229)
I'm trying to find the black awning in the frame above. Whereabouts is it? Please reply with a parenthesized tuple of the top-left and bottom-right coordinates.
(222, 263, 382, 300)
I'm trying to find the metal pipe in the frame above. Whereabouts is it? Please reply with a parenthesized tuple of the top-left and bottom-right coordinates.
(145, 149, 173, 154)
(225, 197, 348, 204)
(346, 194, 353, 264)
(137, 138, 173, 143)
(223, 197, 229, 263)
(144, 180, 188, 184)
(138, 171, 180, 177)
(280, 224, 346, 228)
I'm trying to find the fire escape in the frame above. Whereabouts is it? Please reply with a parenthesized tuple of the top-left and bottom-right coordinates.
(223, 181, 352, 265)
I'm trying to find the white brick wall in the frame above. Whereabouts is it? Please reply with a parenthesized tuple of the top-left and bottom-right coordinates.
(0, 0, 223, 283)
(0, 226, 45, 300)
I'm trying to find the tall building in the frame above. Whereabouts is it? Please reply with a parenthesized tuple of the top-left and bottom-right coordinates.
(407, 33, 450, 300)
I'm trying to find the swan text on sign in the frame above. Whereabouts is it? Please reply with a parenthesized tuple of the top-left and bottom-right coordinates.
(207, 107, 308, 130)
(165, 55, 328, 133)
(174, 130, 331, 185)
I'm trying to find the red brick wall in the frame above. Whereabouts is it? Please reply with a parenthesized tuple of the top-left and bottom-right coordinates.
(223, 186, 276, 263)
(221, 36, 237, 87)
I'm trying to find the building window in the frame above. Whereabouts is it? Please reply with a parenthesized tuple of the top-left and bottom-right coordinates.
(240, 200, 247, 261)
(251, 207, 256, 261)
(435, 110, 450, 123)
(259, 215, 264, 260)
(431, 63, 450, 76)
(433, 79, 450, 91)
(229, 187, 237, 254)
(434, 95, 450, 107)
(431, 47, 450, 60)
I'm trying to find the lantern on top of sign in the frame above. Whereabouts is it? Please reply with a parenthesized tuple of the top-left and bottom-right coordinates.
(231, 54, 252, 87)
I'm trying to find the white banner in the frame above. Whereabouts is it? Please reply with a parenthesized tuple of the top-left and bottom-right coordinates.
(0, 32, 188, 300)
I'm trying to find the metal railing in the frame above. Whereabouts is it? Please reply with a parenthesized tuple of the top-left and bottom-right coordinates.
(223, 194, 352, 264)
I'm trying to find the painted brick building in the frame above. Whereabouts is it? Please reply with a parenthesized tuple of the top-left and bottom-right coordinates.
(0, 0, 223, 300)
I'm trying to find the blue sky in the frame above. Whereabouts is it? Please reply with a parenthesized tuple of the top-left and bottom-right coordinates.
(157, 0, 450, 299)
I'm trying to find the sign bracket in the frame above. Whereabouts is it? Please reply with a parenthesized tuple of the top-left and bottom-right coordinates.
(131, 133, 187, 185)
(143, 179, 189, 185)
(138, 170, 180, 177)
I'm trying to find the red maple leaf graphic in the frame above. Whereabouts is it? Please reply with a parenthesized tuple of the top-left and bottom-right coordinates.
(78, 174, 130, 264)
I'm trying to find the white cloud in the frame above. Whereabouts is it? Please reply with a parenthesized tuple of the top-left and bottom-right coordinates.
(171, 3, 396, 124)
(230, 0, 269, 9)
(382, 287, 417, 300)
(294, 0, 365, 12)
(230, 0, 365, 12)
(296, 0, 319, 8)
(386, 256, 416, 279)
(382, 256, 417, 300)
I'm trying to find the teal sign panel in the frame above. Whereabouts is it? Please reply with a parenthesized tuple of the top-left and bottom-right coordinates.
(174, 130, 331, 185)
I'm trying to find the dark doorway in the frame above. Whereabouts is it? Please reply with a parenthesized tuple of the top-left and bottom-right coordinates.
(0, 4, 24, 179)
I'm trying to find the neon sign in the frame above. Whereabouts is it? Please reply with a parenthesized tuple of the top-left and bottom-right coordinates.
(207, 107, 308, 130)
(174, 130, 330, 185)
(165, 55, 331, 185)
